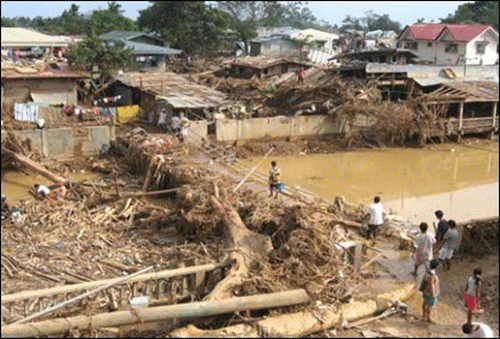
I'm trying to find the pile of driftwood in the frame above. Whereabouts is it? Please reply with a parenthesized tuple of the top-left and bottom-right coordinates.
(1, 127, 383, 337)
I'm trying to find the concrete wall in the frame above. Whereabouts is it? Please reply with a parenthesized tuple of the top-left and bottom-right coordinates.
(188, 120, 208, 142)
(215, 115, 375, 142)
(14, 125, 112, 158)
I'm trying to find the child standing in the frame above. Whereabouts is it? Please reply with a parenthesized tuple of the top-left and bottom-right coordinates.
(464, 268, 483, 324)
(421, 259, 440, 323)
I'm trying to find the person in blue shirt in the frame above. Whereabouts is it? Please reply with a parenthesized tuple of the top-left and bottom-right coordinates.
(433, 209, 448, 242)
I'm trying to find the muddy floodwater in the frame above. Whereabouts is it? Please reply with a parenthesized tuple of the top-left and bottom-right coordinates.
(243, 140, 499, 224)
(1, 171, 101, 203)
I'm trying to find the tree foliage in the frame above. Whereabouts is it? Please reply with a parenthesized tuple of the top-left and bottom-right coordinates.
(66, 34, 133, 81)
(137, 1, 230, 55)
(339, 11, 401, 33)
(440, 1, 499, 30)
(91, 7, 139, 36)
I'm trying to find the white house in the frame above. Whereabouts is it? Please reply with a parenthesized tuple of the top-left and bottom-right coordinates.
(397, 23, 498, 65)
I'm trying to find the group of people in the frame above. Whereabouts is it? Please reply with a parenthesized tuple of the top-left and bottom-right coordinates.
(155, 109, 190, 143)
(412, 210, 493, 337)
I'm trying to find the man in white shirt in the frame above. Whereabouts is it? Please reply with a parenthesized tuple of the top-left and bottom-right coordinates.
(412, 222, 436, 275)
(462, 322, 495, 338)
(33, 184, 50, 200)
(158, 109, 167, 133)
(366, 196, 384, 242)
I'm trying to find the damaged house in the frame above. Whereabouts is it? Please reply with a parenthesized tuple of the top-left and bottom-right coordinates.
(221, 57, 311, 79)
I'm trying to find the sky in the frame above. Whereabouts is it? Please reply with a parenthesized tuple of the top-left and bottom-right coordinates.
(1, 1, 471, 28)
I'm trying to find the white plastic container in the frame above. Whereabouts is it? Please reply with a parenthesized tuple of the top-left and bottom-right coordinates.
(130, 296, 149, 309)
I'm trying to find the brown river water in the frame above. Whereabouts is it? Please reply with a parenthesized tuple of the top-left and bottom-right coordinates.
(2, 140, 498, 225)
(243, 140, 499, 224)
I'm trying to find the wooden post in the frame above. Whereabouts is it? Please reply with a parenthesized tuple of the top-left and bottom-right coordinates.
(2, 290, 310, 338)
(458, 102, 464, 131)
(492, 102, 497, 129)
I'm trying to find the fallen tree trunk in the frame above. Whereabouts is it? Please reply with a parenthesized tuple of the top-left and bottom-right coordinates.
(203, 196, 273, 301)
(2, 149, 66, 184)
(170, 283, 416, 337)
(1, 289, 310, 338)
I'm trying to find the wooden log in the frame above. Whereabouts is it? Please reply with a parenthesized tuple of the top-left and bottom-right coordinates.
(2, 289, 310, 338)
(171, 283, 416, 338)
(204, 196, 273, 301)
(2, 149, 66, 184)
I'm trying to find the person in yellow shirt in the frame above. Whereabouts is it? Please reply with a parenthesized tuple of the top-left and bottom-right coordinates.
(268, 161, 281, 198)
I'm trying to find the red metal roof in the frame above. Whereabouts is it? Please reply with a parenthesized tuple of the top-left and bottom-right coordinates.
(406, 23, 492, 42)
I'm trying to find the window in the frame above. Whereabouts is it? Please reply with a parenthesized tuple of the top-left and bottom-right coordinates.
(476, 43, 486, 54)
(404, 42, 418, 51)
(427, 42, 432, 47)
(445, 44, 458, 54)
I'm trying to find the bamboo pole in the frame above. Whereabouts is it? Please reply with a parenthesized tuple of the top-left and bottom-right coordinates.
(12, 267, 153, 325)
(233, 146, 274, 192)
(2, 262, 231, 304)
(2, 289, 310, 338)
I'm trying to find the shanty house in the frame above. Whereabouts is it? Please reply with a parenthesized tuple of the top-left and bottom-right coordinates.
(1, 63, 90, 107)
(224, 57, 311, 79)
(100, 31, 183, 70)
(397, 24, 499, 65)
(106, 71, 228, 118)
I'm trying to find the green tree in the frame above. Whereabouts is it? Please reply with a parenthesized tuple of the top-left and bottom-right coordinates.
(138, 2, 230, 55)
(106, 1, 125, 15)
(340, 11, 401, 33)
(440, 1, 498, 30)
(1, 17, 17, 27)
(91, 9, 139, 36)
(66, 34, 133, 81)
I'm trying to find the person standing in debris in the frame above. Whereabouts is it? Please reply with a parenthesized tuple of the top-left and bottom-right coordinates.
(297, 67, 305, 85)
(366, 196, 384, 242)
(412, 222, 436, 276)
(268, 161, 282, 199)
(433, 209, 448, 242)
(464, 268, 483, 324)
(179, 116, 190, 143)
(171, 115, 180, 135)
(436, 219, 459, 270)
(462, 322, 494, 338)
(421, 259, 440, 323)
(158, 109, 167, 133)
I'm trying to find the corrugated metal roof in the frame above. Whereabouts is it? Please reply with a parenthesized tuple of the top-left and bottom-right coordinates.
(123, 41, 182, 55)
(419, 80, 498, 102)
(100, 31, 147, 41)
(366, 63, 498, 77)
(115, 72, 228, 109)
(1, 27, 69, 48)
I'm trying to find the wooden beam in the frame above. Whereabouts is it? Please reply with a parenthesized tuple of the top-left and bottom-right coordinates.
(2, 262, 231, 304)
